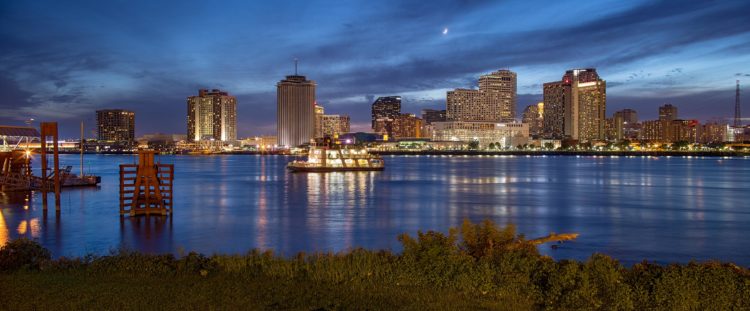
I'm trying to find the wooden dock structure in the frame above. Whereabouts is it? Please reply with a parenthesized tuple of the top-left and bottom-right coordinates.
(120, 150, 173, 216)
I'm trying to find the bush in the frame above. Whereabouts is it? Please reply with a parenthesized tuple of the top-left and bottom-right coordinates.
(0, 238, 51, 271)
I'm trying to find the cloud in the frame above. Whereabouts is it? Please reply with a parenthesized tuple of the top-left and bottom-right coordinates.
(1, 0, 749, 136)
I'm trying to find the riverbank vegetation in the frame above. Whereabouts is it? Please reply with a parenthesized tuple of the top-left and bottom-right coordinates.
(1, 220, 748, 310)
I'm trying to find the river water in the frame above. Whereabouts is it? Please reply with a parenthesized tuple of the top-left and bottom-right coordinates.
(1, 154, 748, 266)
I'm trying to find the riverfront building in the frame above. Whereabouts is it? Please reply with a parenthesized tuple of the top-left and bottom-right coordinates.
(431, 121, 528, 148)
(187, 89, 237, 142)
(321, 114, 351, 138)
(374, 114, 423, 139)
(314, 104, 325, 139)
(447, 69, 518, 123)
(522, 102, 544, 138)
(542, 69, 606, 141)
(96, 109, 135, 142)
(421, 109, 446, 125)
(659, 104, 678, 121)
(277, 74, 316, 147)
(371, 96, 401, 129)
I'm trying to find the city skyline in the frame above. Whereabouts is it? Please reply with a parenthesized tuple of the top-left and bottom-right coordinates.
(1, 0, 749, 137)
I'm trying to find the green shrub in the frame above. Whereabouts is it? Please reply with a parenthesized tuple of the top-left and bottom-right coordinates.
(0, 238, 51, 271)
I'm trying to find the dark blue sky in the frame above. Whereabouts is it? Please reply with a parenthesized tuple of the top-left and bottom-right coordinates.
(1, 0, 748, 138)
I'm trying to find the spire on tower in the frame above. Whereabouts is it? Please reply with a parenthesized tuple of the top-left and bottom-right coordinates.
(294, 58, 298, 75)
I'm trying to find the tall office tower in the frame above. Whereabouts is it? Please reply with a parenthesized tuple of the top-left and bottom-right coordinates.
(522, 102, 544, 137)
(421, 109, 446, 124)
(542, 82, 565, 139)
(542, 69, 606, 141)
(478, 69, 517, 122)
(96, 109, 135, 141)
(321, 114, 351, 137)
(659, 104, 678, 122)
(187, 89, 237, 142)
(277, 72, 316, 147)
(314, 104, 325, 139)
(735, 80, 741, 127)
(446, 89, 482, 121)
(371, 96, 401, 129)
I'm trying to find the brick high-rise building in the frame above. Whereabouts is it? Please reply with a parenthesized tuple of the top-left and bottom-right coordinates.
(187, 89, 237, 142)
(96, 109, 135, 142)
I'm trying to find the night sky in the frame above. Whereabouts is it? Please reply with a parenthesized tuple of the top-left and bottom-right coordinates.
(1, 0, 748, 138)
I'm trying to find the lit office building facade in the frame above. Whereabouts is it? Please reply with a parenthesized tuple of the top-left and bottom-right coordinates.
(421, 109, 446, 124)
(432, 121, 528, 148)
(522, 102, 544, 138)
(478, 69, 517, 122)
(277, 75, 316, 147)
(447, 69, 518, 122)
(659, 104, 678, 121)
(96, 109, 135, 142)
(542, 69, 606, 141)
(321, 114, 351, 137)
(187, 89, 237, 142)
(371, 96, 401, 129)
(314, 104, 325, 138)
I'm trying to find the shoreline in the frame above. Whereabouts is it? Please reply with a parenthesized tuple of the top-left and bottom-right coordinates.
(58, 150, 750, 157)
(2, 220, 749, 310)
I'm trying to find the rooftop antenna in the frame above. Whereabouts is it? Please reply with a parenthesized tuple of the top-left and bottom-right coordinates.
(294, 58, 298, 75)
(735, 80, 741, 127)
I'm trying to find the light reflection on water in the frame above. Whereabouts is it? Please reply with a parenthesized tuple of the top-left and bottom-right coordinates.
(0, 154, 749, 265)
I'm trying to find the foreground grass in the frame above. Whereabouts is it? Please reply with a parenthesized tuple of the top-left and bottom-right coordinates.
(1, 220, 749, 310)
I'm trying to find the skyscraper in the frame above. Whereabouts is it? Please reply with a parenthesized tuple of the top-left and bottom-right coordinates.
(96, 109, 135, 142)
(371, 96, 401, 129)
(447, 69, 518, 122)
(314, 104, 325, 139)
(522, 102, 544, 137)
(277, 73, 316, 147)
(187, 89, 237, 142)
(659, 104, 678, 122)
(542, 82, 566, 139)
(478, 69, 517, 122)
(542, 69, 606, 141)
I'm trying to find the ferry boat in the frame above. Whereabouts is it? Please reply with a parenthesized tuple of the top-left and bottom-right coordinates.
(287, 146, 384, 172)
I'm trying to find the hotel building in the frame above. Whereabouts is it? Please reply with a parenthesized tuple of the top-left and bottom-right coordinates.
(187, 89, 237, 142)
(96, 109, 135, 142)
(542, 68, 606, 141)
(447, 69, 517, 122)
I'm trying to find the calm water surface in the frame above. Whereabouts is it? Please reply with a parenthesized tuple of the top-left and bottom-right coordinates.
(1, 154, 749, 266)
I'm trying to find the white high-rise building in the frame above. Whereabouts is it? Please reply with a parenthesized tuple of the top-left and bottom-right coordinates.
(277, 74, 316, 148)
